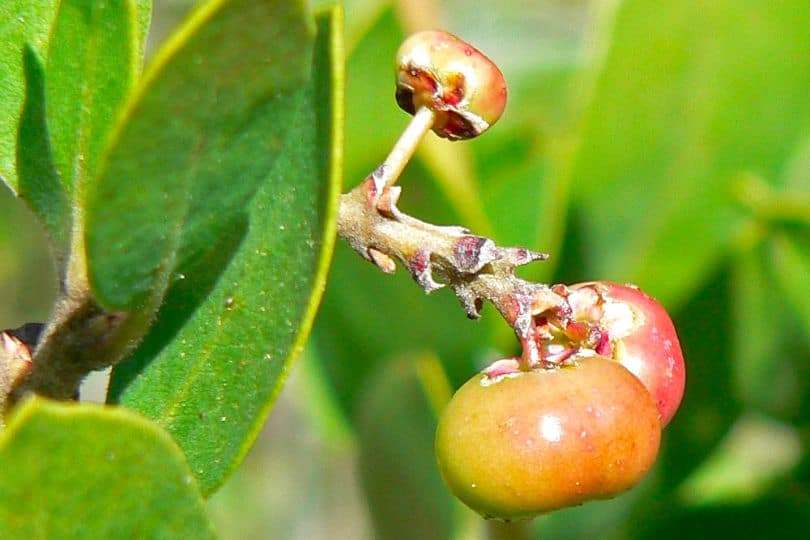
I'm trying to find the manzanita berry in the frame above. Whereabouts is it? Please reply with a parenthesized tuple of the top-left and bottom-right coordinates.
(395, 30, 507, 140)
(435, 356, 661, 520)
(563, 282, 686, 426)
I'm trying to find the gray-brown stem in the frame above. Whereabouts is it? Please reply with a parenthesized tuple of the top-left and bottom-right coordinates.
(9, 291, 128, 402)
(337, 170, 567, 367)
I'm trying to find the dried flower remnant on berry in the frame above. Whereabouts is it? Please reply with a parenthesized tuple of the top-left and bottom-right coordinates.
(395, 30, 507, 140)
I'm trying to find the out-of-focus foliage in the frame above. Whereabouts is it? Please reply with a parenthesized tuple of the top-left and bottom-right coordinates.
(2, 0, 809, 538)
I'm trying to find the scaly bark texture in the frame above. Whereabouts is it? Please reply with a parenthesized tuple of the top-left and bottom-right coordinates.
(337, 170, 569, 367)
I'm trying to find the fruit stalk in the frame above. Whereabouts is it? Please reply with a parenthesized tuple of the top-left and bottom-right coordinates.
(375, 106, 436, 188)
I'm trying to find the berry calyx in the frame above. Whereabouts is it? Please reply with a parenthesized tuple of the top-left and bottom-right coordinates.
(395, 30, 507, 140)
(436, 356, 662, 520)
(532, 282, 685, 425)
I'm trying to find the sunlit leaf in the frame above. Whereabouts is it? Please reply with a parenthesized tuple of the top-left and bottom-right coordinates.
(0, 398, 214, 539)
(84, 0, 315, 310)
(109, 5, 342, 496)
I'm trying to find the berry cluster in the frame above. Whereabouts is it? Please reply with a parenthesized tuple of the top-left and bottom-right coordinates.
(338, 30, 686, 521)
(437, 282, 684, 520)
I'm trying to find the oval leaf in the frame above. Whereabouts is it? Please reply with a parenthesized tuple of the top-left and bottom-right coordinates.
(8, 1, 151, 264)
(84, 0, 315, 310)
(108, 5, 343, 496)
(0, 397, 215, 539)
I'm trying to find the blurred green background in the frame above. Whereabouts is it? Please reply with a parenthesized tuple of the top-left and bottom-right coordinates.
(2, 0, 809, 538)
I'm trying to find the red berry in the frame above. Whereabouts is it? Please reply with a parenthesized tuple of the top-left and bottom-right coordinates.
(564, 282, 686, 426)
(435, 356, 662, 520)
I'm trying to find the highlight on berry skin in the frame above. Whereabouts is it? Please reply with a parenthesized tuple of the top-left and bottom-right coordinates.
(435, 356, 662, 520)
(395, 30, 507, 140)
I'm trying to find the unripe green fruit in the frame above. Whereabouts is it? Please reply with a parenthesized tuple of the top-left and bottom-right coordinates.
(435, 356, 662, 520)
(395, 30, 507, 140)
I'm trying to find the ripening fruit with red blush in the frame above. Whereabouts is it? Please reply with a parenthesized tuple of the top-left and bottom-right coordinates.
(395, 30, 507, 140)
(435, 356, 662, 520)
(566, 282, 686, 426)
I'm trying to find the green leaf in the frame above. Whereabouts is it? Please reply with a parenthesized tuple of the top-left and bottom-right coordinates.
(16, 45, 71, 263)
(341, 7, 404, 184)
(108, 5, 343, 496)
(205, 348, 369, 538)
(46, 0, 138, 196)
(83, 0, 315, 310)
(356, 355, 455, 540)
(731, 246, 805, 418)
(659, 266, 741, 489)
(0, 0, 59, 191)
(569, 0, 810, 307)
(677, 414, 801, 506)
(769, 232, 810, 337)
(5, 1, 150, 263)
(0, 398, 215, 539)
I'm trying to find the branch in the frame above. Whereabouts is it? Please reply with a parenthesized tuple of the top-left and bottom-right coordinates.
(337, 171, 569, 368)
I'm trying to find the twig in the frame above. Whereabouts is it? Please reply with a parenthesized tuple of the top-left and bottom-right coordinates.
(337, 171, 568, 369)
